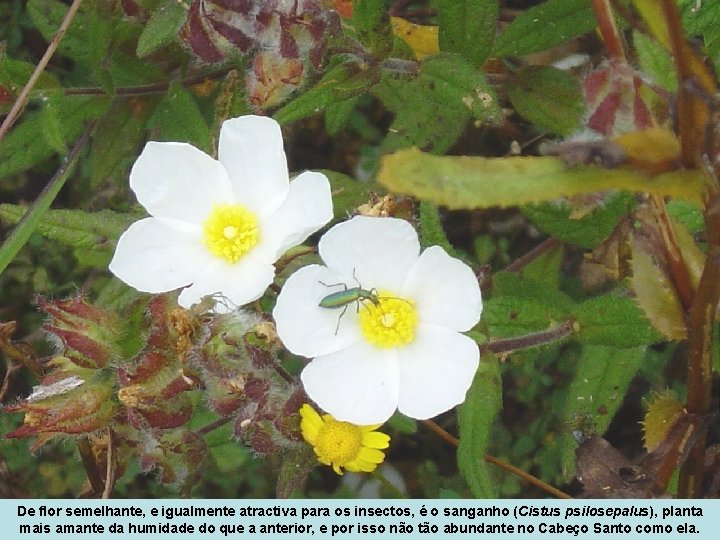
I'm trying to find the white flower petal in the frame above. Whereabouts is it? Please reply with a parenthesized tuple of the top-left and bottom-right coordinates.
(130, 142, 233, 223)
(396, 325, 479, 420)
(318, 216, 420, 292)
(403, 245, 483, 331)
(301, 341, 400, 424)
(109, 218, 209, 293)
(177, 255, 275, 311)
(273, 264, 363, 357)
(218, 115, 289, 217)
(257, 171, 333, 263)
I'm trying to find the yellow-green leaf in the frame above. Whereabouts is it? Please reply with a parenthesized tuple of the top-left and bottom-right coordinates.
(629, 234, 687, 341)
(378, 148, 706, 209)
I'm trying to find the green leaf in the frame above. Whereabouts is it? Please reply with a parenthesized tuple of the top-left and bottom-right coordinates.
(572, 293, 663, 348)
(507, 66, 584, 135)
(523, 192, 636, 249)
(457, 355, 502, 498)
(418, 202, 452, 251)
(378, 149, 706, 209)
(0, 132, 89, 276)
(0, 56, 58, 113)
(484, 272, 574, 337)
(437, 0, 498, 66)
(137, 0, 187, 57)
(0, 205, 137, 252)
(492, 0, 596, 57)
(562, 345, 646, 436)
(324, 96, 361, 135)
(681, 0, 720, 74)
(666, 200, 704, 234)
(628, 234, 687, 341)
(314, 169, 382, 219)
(0, 93, 109, 180)
(352, 0, 393, 58)
(374, 53, 501, 154)
(274, 63, 379, 125)
(88, 100, 150, 190)
(27, 0, 113, 69)
(148, 81, 211, 152)
(633, 31, 677, 92)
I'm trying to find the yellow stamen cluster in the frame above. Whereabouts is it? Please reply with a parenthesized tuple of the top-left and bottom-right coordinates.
(203, 204, 259, 263)
(299, 404, 389, 475)
(359, 293, 417, 348)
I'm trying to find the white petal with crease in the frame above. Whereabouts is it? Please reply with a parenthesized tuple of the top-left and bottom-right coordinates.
(301, 341, 400, 425)
(109, 218, 208, 292)
(218, 115, 289, 217)
(130, 142, 232, 223)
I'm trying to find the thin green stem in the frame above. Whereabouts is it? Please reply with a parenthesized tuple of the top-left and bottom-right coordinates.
(0, 124, 93, 276)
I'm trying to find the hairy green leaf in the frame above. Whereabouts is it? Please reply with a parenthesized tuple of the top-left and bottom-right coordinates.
(137, 0, 187, 57)
(0, 205, 136, 252)
(523, 192, 636, 249)
(0, 93, 109, 180)
(27, 0, 113, 69)
(437, 0, 498, 66)
(314, 169, 382, 219)
(274, 63, 379, 125)
(562, 345, 646, 436)
(352, 0, 393, 58)
(493, 0, 596, 57)
(148, 82, 211, 152)
(418, 202, 453, 251)
(681, 0, 720, 74)
(374, 53, 501, 154)
(457, 355, 502, 498)
(507, 66, 584, 135)
(378, 149, 706, 209)
(633, 31, 677, 92)
(88, 100, 150, 190)
(484, 272, 574, 337)
(572, 294, 663, 348)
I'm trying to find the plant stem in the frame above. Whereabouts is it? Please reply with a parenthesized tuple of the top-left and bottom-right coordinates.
(504, 237, 561, 273)
(64, 69, 229, 97)
(679, 191, 720, 497)
(102, 429, 116, 499)
(591, 0, 626, 61)
(0, 124, 93, 276)
(196, 416, 232, 436)
(481, 320, 575, 356)
(421, 420, 572, 499)
(0, 0, 85, 142)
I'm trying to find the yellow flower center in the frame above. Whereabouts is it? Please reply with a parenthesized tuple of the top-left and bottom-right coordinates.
(359, 292, 417, 348)
(203, 204, 260, 263)
(315, 418, 363, 466)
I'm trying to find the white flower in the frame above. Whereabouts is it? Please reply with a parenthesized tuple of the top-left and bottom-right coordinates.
(273, 216, 482, 424)
(109, 115, 333, 312)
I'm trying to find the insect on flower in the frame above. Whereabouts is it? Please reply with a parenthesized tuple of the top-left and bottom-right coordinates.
(318, 270, 381, 334)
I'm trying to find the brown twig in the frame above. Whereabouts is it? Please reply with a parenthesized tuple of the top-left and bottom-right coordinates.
(503, 238, 561, 273)
(679, 193, 720, 497)
(591, 0, 626, 61)
(196, 416, 232, 436)
(481, 320, 575, 356)
(0, 0, 85, 142)
(64, 69, 229, 97)
(660, 0, 703, 168)
(421, 420, 573, 499)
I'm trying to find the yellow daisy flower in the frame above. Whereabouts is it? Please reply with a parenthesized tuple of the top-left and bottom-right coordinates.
(299, 403, 390, 475)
